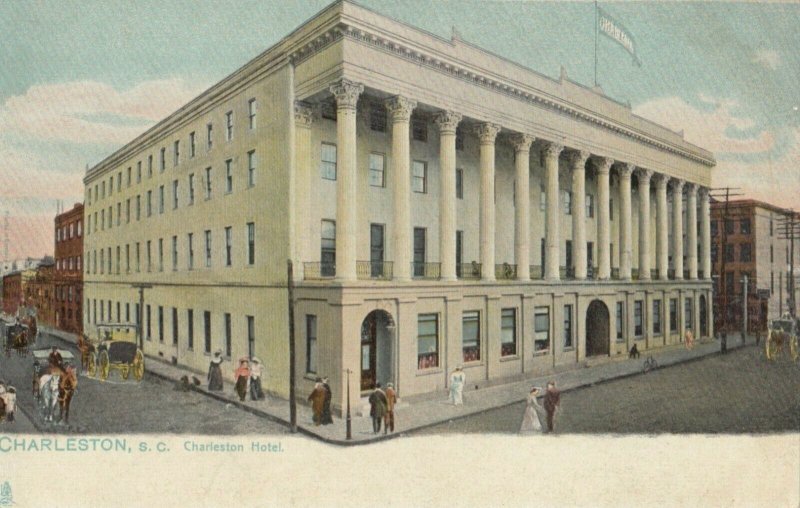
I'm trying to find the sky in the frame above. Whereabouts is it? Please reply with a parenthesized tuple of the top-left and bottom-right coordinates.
(0, 0, 798, 260)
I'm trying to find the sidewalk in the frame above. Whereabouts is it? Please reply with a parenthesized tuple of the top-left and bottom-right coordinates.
(42, 326, 757, 445)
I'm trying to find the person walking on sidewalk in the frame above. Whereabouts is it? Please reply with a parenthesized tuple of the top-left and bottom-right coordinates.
(1, 387, 15, 423)
(449, 366, 466, 406)
(684, 329, 695, 350)
(519, 386, 546, 434)
(320, 377, 333, 425)
(368, 382, 388, 434)
(543, 380, 561, 434)
(207, 350, 224, 391)
(384, 383, 397, 434)
(249, 357, 265, 401)
(308, 377, 325, 426)
(234, 358, 251, 402)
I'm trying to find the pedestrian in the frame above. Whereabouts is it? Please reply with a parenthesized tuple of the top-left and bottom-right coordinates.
(384, 382, 397, 434)
(720, 332, 728, 354)
(320, 377, 333, 425)
(368, 382, 388, 434)
(2, 387, 15, 423)
(234, 358, 250, 402)
(0, 383, 6, 422)
(543, 380, 561, 434)
(48, 346, 64, 371)
(307, 377, 325, 426)
(519, 386, 546, 434)
(207, 350, 224, 391)
(249, 357, 265, 400)
(449, 366, 466, 406)
(684, 329, 694, 350)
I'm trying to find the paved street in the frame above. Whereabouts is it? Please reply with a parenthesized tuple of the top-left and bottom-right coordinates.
(411, 346, 800, 435)
(0, 331, 288, 435)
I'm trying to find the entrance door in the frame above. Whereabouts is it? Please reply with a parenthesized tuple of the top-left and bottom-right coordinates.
(360, 313, 377, 391)
(370, 224, 384, 278)
(700, 295, 708, 337)
(586, 299, 610, 356)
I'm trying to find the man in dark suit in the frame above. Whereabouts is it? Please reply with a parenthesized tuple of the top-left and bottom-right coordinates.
(368, 383, 387, 434)
(543, 380, 561, 433)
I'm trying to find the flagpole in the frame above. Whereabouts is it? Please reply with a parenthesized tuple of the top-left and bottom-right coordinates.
(594, 0, 598, 87)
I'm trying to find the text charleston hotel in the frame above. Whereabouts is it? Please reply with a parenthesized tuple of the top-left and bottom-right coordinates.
(83, 1, 714, 411)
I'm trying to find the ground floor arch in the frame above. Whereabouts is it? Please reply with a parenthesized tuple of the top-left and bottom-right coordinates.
(359, 309, 395, 391)
(586, 299, 610, 357)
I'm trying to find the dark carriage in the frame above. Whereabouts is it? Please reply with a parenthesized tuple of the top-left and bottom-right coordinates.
(2, 321, 30, 357)
(766, 315, 799, 361)
(86, 323, 144, 381)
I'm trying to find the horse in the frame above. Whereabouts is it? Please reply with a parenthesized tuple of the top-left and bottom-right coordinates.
(38, 373, 60, 423)
(58, 368, 77, 423)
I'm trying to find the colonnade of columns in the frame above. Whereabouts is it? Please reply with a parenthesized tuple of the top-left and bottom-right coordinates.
(323, 79, 712, 284)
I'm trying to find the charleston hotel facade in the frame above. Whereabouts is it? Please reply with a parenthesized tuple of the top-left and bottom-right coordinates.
(83, 1, 714, 411)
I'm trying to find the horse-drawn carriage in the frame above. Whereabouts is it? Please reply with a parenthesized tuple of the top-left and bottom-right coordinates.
(84, 323, 144, 381)
(765, 315, 799, 361)
(2, 318, 30, 357)
(32, 348, 76, 423)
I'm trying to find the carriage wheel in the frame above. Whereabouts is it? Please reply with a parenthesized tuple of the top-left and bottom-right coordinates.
(766, 332, 778, 361)
(99, 351, 110, 380)
(87, 352, 97, 377)
(132, 350, 144, 381)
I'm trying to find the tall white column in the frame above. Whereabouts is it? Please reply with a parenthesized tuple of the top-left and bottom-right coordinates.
(637, 168, 653, 280)
(386, 96, 417, 281)
(619, 163, 633, 280)
(543, 142, 564, 281)
(476, 123, 501, 281)
(686, 183, 698, 280)
(330, 79, 363, 282)
(434, 110, 461, 281)
(700, 187, 711, 279)
(655, 174, 669, 281)
(672, 179, 685, 280)
(596, 157, 612, 280)
(294, 102, 314, 278)
(569, 150, 589, 280)
(512, 133, 534, 281)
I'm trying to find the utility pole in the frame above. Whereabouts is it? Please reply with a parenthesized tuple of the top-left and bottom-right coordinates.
(776, 210, 798, 318)
(287, 260, 297, 433)
(131, 283, 152, 349)
(709, 187, 743, 334)
(741, 273, 748, 345)
(344, 368, 352, 440)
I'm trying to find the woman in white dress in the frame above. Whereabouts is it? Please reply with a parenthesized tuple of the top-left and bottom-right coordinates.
(449, 366, 466, 406)
(519, 386, 546, 434)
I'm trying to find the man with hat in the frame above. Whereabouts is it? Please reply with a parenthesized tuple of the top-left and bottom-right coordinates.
(368, 382, 388, 434)
(307, 377, 326, 426)
(384, 382, 397, 434)
(320, 377, 333, 425)
(48, 345, 64, 372)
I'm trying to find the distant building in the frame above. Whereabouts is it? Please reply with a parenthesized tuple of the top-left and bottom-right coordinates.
(53, 203, 84, 334)
(2, 269, 35, 316)
(711, 199, 800, 332)
(25, 259, 55, 325)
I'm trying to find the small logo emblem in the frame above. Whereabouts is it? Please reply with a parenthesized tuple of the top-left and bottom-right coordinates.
(0, 481, 13, 506)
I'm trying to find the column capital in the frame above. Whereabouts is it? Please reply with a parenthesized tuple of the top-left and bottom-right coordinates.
(567, 149, 590, 170)
(329, 79, 364, 110)
(698, 186, 710, 200)
(542, 141, 564, 159)
(671, 178, 685, 192)
(653, 173, 670, 189)
(294, 101, 314, 128)
(474, 122, 501, 144)
(510, 133, 535, 152)
(685, 182, 698, 194)
(636, 168, 654, 183)
(593, 156, 614, 174)
(385, 95, 418, 123)
(432, 110, 462, 134)
(617, 162, 635, 178)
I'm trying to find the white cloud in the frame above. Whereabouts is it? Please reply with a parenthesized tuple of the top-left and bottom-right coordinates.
(633, 95, 774, 155)
(752, 49, 780, 70)
(0, 78, 206, 144)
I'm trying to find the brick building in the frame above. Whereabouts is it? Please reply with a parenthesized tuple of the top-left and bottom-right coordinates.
(2, 269, 35, 316)
(53, 203, 84, 334)
(25, 259, 55, 325)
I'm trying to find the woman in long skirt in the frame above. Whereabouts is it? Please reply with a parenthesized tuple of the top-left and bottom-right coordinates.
(519, 387, 546, 434)
(234, 358, 250, 402)
(207, 350, 224, 391)
(449, 366, 466, 406)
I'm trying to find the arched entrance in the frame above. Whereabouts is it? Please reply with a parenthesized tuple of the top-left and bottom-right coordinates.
(360, 310, 395, 392)
(586, 300, 610, 357)
(699, 295, 708, 337)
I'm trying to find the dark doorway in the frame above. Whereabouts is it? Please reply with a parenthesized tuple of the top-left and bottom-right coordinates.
(360, 310, 395, 391)
(699, 295, 708, 337)
(586, 299, 610, 357)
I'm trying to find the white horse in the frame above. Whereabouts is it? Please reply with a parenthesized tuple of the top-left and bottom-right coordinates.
(38, 374, 60, 422)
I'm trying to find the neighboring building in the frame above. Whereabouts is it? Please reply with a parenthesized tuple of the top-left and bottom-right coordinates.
(711, 200, 800, 332)
(25, 259, 55, 325)
(83, 0, 714, 411)
(2, 269, 35, 316)
(53, 203, 84, 335)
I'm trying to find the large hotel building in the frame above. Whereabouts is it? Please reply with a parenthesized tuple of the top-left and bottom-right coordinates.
(83, 1, 714, 411)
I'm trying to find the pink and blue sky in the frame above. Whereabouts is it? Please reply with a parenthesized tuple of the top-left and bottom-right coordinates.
(1, 0, 797, 259)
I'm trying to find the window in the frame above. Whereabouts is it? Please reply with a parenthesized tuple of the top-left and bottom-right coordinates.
(158, 238, 163, 272)
(770, 245, 774, 263)
(116, 203, 121, 226)
(247, 222, 255, 265)
(725, 244, 734, 262)
(159, 185, 164, 214)
(711, 220, 718, 236)
(564, 304, 573, 348)
(413, 227, 426, 277)
(684, 298, 693, 331)
(147, 156, 152, 178)
(204, 230, 212, 267)
(225, 226, 232, 266)
(207, 123, 213, 150)
(711, 244, 718, 263)
(146, 240, 152, 272)
(320, 143, 337, 180)
(417, 314, 438, 369)
(456, 168, 464, 199)
(189, 131, 196, 158)
(125, 244, 130, 273)
(127, 167, 132, 187)
(204, 311, 211, 353)
(540, 185, 546, 212)
(187, 309, 194, 349)
(225, 159, 233, 193)
(100, 249, 104, 274)
(634, 300, 643, 337)
(101, 209, 105, 230)
(247, 150, 256, 187)
(586, 194, 595, 218)
(248, 98, 257, 130)
(740, 219, 751, 235)
(616, 302, 624, 340)
(172, 180, 179, 209)
(225, 111, 233, 141)
(187, 233, 194, 269)
(740, 243, 752, 262)
(370, 224, 384, 276)
(306, 315, 317, 374)
(205, 167, 212, 199)
(369, 105, 386, 131)
(160, 147, 166, 172)
(247, 316, 255, 358)
(158, 306, 164, 343)
(501, 308, 517, 357)
(725, 271, 735, 294)
(462, 311, 480, 363)
(411, 117, 427, 141)
(725, 219, 734, 235)
(534, 307, 550, 353)
(172, 307, 178, 345)
(670, 298, 678, 332)
(317, 219, 336, 276)
(563, 190, 572, 215)
(135, 242, 140, 272)
(171, 236, 178, 271)
(173, 140, 180, 166)
(224, 313, 232, 357)
(188, 174, 195, 205)
(653, 300, 662, 335)
(126, 199, 130, 223)
(369, 153, 385, 187)
(136, 194, 141, 220)
(412, 160, 427, 193)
